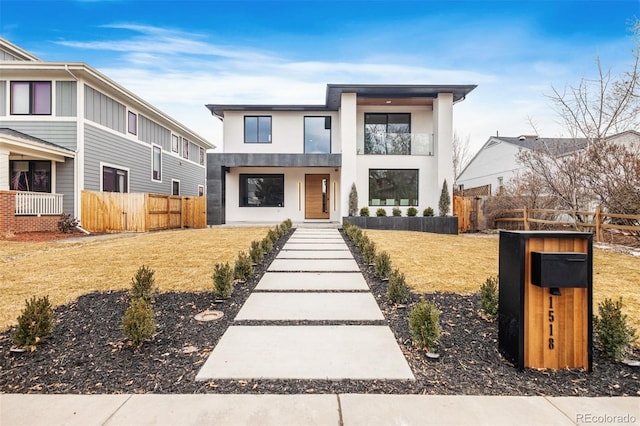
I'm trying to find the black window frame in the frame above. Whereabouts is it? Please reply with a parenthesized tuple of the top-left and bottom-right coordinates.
(304, 116, 332, 153)
(368, 169, 419, 206)
(9, 160, 52, 192)
(364, 113, 411, 155)
(239, 174, 284, 207)
(244, 116, 272, 144)
(10, 81, 52, 115)
(102, 166, 129, 193)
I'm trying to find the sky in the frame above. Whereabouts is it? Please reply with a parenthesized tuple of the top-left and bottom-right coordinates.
(1, 0, 638, 154)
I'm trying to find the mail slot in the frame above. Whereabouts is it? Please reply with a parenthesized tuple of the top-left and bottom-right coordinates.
(531, 251, 588, 288)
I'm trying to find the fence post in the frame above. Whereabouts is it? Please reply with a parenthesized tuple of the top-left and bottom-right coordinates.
(523, 207, 530, 231)
(595, 205, 602, 242)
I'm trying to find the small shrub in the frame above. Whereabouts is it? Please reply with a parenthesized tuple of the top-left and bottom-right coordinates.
(376, 208, 387, 217)
(348, 183, 358, 216)
(362, 239, 377, 264)
(249, 240, 264, 265)
(278, 223, 288, 238)
(122, 298, 156, 347)
(438, 179, 450, 216)
(423, 207, 434, 217)
(409, 297, 441, 351)
(407, 207, 418, 217)
(213, 262, 234, 299)
(267, 228, 279, 243)
(374, 251, 392, 279)
(57, 213, 79, 233)
(360, 207, 370, 217)
(392, 207, 402, 217)
(593, 298, 637, 361)
(479, 276, 499, 320)
(348, 226, 363, 244)
(357, 233, 370, 251)
(283, 218, 293, 230)
(13, 296, 55, 350)
(130, 265, 158, 303)
(234, 251, 253, 282)
(261, 237, 273, 254)
(388, 269, 410, 304)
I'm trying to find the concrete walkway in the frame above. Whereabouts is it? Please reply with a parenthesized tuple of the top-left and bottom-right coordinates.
(196, 227, 414, 381)
(3, 227, 637, 426)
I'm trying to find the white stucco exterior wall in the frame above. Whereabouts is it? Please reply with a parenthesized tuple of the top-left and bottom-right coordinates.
(434, 93, 454, 207)
(339, 93, 357, 218)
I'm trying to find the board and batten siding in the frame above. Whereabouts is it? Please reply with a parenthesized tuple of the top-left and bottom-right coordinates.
(84, 124, 205, 196)
(139, 115, 171, 150)
(0, 81, 6, 116)
(0, 121, 77, 151)
(56, 159, 75, 214)
(85, 85, 126, 134)
(56, 81, 77, 117)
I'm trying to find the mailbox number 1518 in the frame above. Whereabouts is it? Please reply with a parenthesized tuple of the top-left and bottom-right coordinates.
(548, 296, 555, 350)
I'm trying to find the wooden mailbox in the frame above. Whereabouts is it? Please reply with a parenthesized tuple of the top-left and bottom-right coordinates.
(498, 231, 593, 371)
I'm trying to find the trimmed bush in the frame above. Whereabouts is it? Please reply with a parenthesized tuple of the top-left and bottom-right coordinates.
(57, 213, 79, 233)
(438, 179, 450, 216)
(392, 207, 402, 217)
(122, 298, 156, 347)
(479, 276, 499, 320)
(348, 183, 358, 216)
(267, 228, 279, 243)
(362, 239, 377, 265)
(423, 207, 434, 217)
(359, 207, 370, 217)
(388, 269, 410, 304)
(407, 207, 418, 217)
(283, 218, 293, 229)
(13, 296, 55, 350)
(376, 208, 387, 217)
(409, 297, 441, 351)
(130, 265, 158, 303)
(593, 298, 637, 361)
(374, 251, 392, 279)
(250, 240, 264, 265)
(261, 237, 273, 254)
(213, 262, 234, 299)
(234, 251, 253, 282)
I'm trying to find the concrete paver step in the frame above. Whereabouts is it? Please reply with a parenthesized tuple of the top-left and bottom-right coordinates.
(195, 326, 415, 380)
(277, 250, 353, 259)
(280, 243, 348, 251)
(268, 258, 359, 272)
(255, 272, 368, 291)
(235, 292, 384, 321)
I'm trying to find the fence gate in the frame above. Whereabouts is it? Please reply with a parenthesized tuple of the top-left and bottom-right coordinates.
(453, 195, 488, 233)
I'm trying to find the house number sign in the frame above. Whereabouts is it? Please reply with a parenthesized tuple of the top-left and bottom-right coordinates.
(548, 295, 555, 350)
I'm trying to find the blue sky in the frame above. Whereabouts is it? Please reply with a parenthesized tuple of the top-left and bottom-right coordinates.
(2, 0, 638, 153)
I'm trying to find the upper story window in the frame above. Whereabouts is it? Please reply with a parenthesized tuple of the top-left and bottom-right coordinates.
(182, 138, 190, 159)
(199, 147, 205, 165)
(304, 116, 331, 153)
(152, 145, 162, 181)
(245, 116, 272, 143)
(128, 111, 137, 135)
(172, 135, 180, 153)
(10, 81, 52, 115)
(364, 113, 411, 155)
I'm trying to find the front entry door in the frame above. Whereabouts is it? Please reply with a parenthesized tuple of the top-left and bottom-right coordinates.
(305, 174, 330, 219)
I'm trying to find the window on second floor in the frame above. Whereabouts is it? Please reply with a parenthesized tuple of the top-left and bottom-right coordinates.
(128, 111, 137, 135)
(244, 116, 272, 143)
(182, 138, 190, 159)
(304, 116, 331, 153)
(10, 81, 52, 115)
(199, 147, 205, 165)
(172, 135, 180, 153)
(364, 113, 411, 155)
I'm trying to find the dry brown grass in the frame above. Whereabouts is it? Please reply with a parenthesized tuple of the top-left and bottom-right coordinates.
(0, 227, 268, 330)
(366, 230, 640, 335)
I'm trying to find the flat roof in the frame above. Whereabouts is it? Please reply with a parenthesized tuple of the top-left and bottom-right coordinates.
(206, 83, 477, 119)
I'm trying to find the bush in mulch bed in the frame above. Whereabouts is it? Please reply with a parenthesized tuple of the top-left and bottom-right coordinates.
(0, 225, 639, 396)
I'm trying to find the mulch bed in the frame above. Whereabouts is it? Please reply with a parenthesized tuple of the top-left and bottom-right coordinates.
(0, 228, 638, 395)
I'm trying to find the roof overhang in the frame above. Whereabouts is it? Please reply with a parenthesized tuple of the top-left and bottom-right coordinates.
(206, 104, 333, 120)
(0, 129, 75, 162)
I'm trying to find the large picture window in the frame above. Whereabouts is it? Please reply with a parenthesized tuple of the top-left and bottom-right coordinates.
(364, 113, 411, 155)
(240, 174, 284, 207)
(244, 116, 272, 143)
(9, 161, 51, 192)
(10, 81, 52, 115)
(304, 116, 331, 153)
(103, 166, 128, 193)
(369, 169, 418, 206)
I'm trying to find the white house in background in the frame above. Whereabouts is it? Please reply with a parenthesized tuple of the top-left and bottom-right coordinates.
(457, 130, 640, 194)
(206, 83, 476, 225)
(0, 38, 214, 233)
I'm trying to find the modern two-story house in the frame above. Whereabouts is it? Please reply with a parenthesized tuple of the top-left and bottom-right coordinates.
(206, 83, 476, 225)
(0, 38, 214, 233)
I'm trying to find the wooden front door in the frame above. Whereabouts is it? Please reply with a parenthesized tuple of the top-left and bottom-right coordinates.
(305, 174, 330, 219)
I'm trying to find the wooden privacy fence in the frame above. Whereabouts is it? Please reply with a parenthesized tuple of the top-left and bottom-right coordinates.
(494, 206, 640, 241)
(81, 190, 206, 233)
(453, 195, 489, 233)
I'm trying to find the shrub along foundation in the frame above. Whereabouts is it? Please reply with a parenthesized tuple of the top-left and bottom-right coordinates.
(343, 216, 458, 234)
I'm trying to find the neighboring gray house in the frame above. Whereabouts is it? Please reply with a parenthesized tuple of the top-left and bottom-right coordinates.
(0, 38, 214, 231)
(457, 131, 640, 194)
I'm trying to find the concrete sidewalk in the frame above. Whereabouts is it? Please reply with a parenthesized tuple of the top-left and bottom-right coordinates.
(1, 394, 637, 426)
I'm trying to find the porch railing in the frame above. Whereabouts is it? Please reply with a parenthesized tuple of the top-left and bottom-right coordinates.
(15, 191, 64, 216)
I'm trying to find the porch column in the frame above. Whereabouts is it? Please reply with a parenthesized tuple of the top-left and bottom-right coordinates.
(339, 92, 357, 219)
(434, 92, 454, 209)
(0, 148, 9, 190)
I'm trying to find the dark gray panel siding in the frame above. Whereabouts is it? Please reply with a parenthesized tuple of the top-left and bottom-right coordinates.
(0, 81, 5, 116)
(84, 124, 204, 195)
(139, 115, 171, 150)
(0, 121, 77, 150)
(56, 81, 77, 117)
(85, 86, 126, 133)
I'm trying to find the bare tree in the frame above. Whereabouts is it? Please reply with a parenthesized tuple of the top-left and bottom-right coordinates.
(453, 131, 472, 184)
